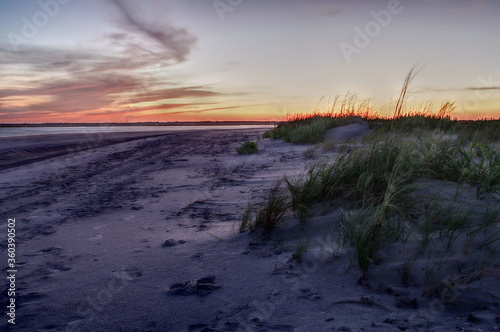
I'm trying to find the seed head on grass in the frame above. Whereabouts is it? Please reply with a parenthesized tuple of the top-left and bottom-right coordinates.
(263, 94, 375, 145)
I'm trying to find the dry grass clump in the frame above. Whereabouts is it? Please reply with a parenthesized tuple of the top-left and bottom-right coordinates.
(264, 93, 377, 144)
(240, 182, 289, 236)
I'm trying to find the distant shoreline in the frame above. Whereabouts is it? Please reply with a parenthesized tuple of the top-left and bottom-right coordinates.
(0, 121, 277, 127)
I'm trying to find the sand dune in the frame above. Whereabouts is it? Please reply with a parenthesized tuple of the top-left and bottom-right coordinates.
(1, 128, 498, 331)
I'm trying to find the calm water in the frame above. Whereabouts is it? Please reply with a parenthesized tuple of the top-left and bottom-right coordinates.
(0, 125, 271, 138)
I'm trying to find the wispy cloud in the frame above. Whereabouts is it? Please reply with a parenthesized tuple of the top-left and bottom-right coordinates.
(0, 1, 225, 122)
(0, 42, 222, 121)
(80, 105, 244, 122)
(107, 0, 196, 63)
(0, 56, 223, 120)
(155, 105, 243, 116)
(125, 87, 219, 105)
(419, 86, 500, 92)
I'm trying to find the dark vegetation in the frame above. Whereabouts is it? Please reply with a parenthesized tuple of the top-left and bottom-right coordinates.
(245, 79, 499, 296)
(236, 141, 258, 155)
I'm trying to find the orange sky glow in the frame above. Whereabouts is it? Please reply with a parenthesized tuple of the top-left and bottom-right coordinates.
(1, 0, 499, 123)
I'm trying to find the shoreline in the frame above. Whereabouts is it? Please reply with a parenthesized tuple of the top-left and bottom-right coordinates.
(0, 125, 273, 139)
(0, 128, 270, 170)
(0, 121, 276, 127)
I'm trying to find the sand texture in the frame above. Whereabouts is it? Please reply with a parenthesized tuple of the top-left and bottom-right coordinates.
(1, 128, 499, 332)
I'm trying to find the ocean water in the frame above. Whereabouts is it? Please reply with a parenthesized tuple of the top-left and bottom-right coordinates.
(0, 125, 271, 138)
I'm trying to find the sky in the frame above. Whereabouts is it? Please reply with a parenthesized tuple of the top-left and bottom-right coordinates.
(0, 0, 499, 123)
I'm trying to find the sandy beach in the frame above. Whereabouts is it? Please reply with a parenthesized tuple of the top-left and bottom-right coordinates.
(1, 128, 499, 332)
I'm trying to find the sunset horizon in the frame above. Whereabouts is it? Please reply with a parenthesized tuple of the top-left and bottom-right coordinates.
(1, 0, 499, 123)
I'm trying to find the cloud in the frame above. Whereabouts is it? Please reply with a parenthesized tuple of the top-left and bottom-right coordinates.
(0, 111, 53, 120)
(0, 63, 222, 117)
(0, 75, 140, 99)
(84, 103, 193, 117)
(323, 8, 343, 17)
(0, 46, 98, 72)
(73, 105, 244, 121)
(159, 105, 243, 116)
(123, 87, 219, 105)
(107, 0, 196, 63)
(0, 44, 221, 122)
(0, 7, 221, 123)
(0, 2, 228, 122)
(420, 86, 500, 92)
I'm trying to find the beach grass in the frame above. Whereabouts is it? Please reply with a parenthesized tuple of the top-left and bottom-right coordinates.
(251, 64, 499, 294)
(292, 239, 310, 262)
(249, 102, 499, 295)
(240, 182, 289, 235)
(263, 115, 348, 144)
(236, 141, 258, 154)
(263, 93, 376, 144)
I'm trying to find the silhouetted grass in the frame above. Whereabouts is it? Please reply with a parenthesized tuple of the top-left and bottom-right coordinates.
(264, 93, 377, 144)
(264, 115, 353, 144)
(456, 119, 500, 143)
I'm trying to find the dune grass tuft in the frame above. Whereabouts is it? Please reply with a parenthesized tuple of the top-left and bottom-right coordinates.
(292, 239, 310, 263)
(264, 93, 377, 144)
(341, 208, 391, 278)
(240, 182, 289, 236)
(264, 115, 348, 144)
(236, 141, 258, 155)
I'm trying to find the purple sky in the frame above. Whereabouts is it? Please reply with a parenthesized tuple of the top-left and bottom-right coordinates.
(1, 0, 499, 122)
